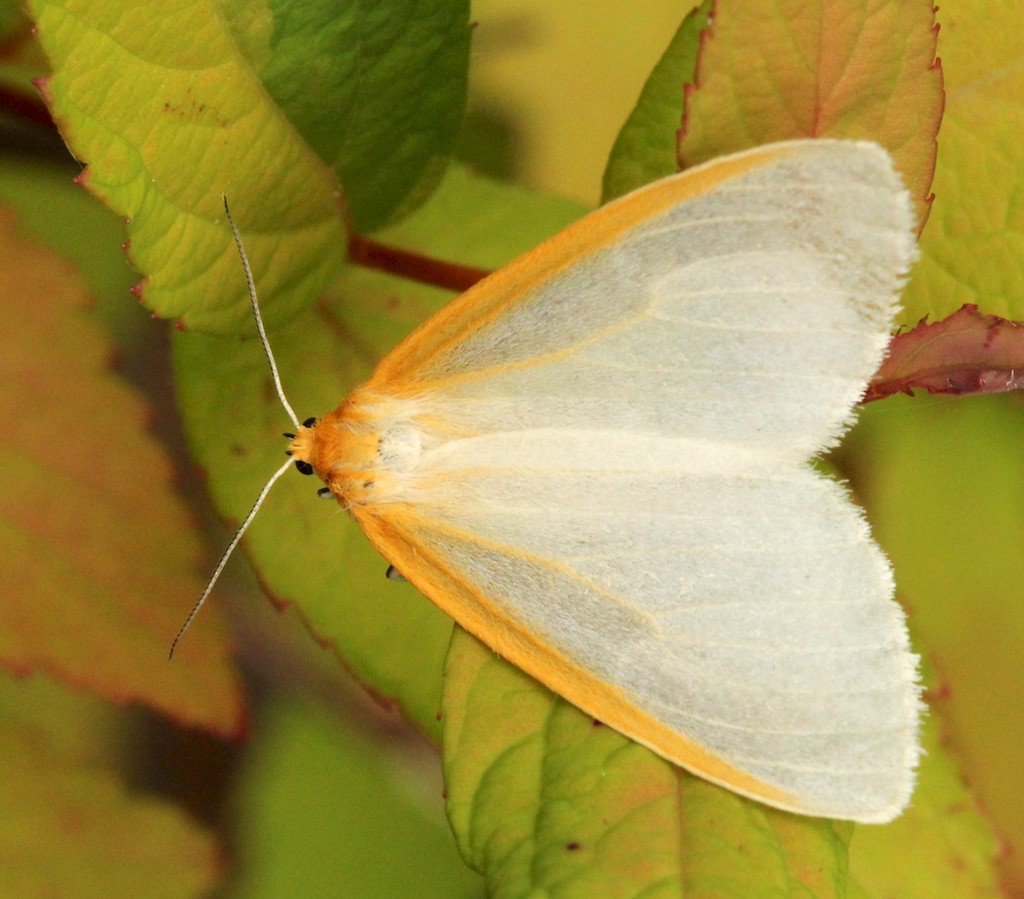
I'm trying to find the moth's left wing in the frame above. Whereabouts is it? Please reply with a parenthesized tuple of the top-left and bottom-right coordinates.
(354, 435, 920, 823)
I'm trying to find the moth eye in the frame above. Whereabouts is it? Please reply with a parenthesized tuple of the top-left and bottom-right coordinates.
(317, 487, 333, 499)
(303, 417, 317, 428)
(283, 432, 296, 439)
(294, 460, 314, 476)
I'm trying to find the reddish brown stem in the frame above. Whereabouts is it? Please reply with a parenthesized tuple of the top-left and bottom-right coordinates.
(348, 233, 490, 293)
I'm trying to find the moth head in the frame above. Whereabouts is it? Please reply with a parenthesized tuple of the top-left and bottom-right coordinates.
(284, 416, 319, 477)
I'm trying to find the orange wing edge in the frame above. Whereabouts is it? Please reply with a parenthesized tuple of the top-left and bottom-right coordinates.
(354, 504, 806, 815)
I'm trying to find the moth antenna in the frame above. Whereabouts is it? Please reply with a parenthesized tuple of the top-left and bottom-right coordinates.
(222, 195, 301, 431)
(169, 456, 294, 659)
(170, 199, 307, 658)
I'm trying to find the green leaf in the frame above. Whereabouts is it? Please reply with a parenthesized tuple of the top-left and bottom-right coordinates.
(27, 0, 470, 333)
(602, 0, 710, 201)
(220, 0, 470, 232)
(229, 694, 483, 898)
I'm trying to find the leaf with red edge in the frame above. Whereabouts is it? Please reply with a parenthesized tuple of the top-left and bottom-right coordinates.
(901, 1, 1024, 327)
(0, 205, 243, 736)
(865, 305, 1024, 402)
(678, 0, 943, 232)
(0, 672, 223, 898)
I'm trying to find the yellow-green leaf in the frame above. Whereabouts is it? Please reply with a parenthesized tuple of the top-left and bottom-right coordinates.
(229, 695, 483, 898)
(844, 393, 1024, 894)
(28, 0, 343, 333)
(27, 0, 471, 335)
(850, 699, 1002, 896)
(903, 0, 1024, 325)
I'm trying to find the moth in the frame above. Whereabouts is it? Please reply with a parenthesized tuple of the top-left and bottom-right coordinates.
(178, 139, 921, 822)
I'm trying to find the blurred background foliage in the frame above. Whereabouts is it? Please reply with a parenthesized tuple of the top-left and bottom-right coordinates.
(1, 0, 1021, 896)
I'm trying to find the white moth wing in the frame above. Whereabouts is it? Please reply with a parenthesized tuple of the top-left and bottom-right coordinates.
(356, 140, 921, 822)
(376, 140, 917, 462)
(372, 434, 916, 821)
